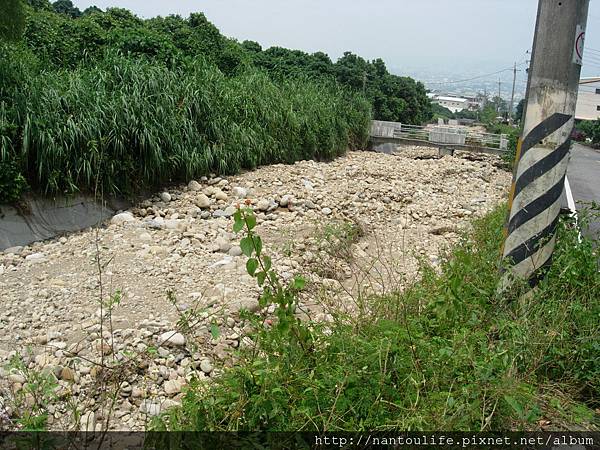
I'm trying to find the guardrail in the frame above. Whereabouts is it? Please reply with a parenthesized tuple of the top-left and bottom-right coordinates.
(370, 120, 508, 151)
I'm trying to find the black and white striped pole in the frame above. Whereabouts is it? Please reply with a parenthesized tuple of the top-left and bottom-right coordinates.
(500, 0, 589, 290)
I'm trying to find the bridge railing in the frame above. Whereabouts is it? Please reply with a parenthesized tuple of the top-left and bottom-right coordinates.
(370, 120, 508, 151)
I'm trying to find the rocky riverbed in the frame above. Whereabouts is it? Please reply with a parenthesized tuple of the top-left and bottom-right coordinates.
(0, 148, 511, 431)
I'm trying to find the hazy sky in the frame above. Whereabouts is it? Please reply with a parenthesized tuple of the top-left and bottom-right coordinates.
(71, 0, 600, 79)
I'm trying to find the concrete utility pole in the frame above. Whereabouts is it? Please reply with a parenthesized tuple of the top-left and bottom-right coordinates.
(500, 0, 589, 291)
(497, 79, 502, 113)
(508, 63, 517, 125)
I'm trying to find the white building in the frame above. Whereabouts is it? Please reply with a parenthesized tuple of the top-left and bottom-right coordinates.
(432, 95, 469, 113)
(575, 77, 600, 121)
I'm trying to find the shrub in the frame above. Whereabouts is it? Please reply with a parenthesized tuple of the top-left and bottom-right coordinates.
(0, 160, 29, 203)
(576, 119, 600, 147)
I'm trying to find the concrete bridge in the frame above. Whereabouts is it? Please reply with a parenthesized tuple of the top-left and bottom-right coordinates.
(369, 120, 509, 157)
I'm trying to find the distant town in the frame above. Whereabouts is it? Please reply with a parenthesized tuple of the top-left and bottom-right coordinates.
(414, 73, 600, 122)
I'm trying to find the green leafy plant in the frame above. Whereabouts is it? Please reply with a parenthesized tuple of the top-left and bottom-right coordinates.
(5, 352, 58, 430)
(233, 204, 308, 341)
(0, 160, 29, 203)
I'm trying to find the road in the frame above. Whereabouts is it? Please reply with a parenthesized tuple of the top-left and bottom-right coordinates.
(567, 143, 600, 240)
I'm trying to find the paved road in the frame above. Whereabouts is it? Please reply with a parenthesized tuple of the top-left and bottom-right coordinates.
(567, 143, 600, 240)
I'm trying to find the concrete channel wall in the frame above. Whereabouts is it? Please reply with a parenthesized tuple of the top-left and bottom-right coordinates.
(0, 196, 129, 251)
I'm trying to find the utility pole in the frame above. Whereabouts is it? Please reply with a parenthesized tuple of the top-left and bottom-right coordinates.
(497, 79, 502, 113)
(508, 62, 517, 125)
(500, 0, 589, 291)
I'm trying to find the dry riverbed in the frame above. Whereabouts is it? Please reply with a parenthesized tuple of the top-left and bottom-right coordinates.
(0, 147, 511, 431)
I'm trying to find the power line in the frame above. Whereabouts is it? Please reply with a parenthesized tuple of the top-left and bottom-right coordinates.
(425, 61, 528, 85)
(582, 53, 600, 62)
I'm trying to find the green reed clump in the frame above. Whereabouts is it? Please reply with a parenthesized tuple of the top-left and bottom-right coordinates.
(0, 48, 370, 201)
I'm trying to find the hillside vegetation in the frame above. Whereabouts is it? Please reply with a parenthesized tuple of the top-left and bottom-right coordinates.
(0, 0, 432, 203)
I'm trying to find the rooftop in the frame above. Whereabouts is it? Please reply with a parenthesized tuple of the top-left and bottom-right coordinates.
(579, 77, 600, 84)
(436, 96, 469, 103)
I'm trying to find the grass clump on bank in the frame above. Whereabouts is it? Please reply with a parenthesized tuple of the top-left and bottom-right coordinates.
(155, 205, 599, 432)
(0, 44, 370, 201)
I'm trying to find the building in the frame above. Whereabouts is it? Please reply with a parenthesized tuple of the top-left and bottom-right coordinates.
(464, 95, 485, 111)
(575, 77, 600, 121)
(431, 95, 469, 113)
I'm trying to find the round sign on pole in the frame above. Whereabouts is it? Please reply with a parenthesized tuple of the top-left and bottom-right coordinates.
(574, 24, 585, 65)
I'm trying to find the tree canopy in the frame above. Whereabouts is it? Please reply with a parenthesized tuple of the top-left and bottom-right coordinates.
(252, 49, 431, 124)
(18, 5, 432, 124)
(52, 0, 81, 18)
(515, 98, 526, 123)
(0, 0, 26, 42)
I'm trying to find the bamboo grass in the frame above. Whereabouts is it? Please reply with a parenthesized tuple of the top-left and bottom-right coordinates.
(0, 50, 371, 199)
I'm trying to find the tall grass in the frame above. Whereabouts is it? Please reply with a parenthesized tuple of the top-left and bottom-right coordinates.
(0, 47, 371, 199)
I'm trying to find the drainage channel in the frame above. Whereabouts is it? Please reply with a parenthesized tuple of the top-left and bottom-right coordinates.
(0, 196, 130, 251)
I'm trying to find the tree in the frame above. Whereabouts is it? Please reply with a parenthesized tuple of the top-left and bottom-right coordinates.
(216, 38, 250, 75)
(490, 95, 508, 114)
(334, 52, 369, 91)
(0, 0, 26, 41)
(52, 0, 81, 18)
(186, 12, 224, 61)
(241, 40, 262, 54)
(307, 51, 333, 77)
(431, 103, 454, 120)
(514, 98, 526, 123)
(480, 104, 498, 123)
(16, 3, 431, 124)
(25, 0, 52, 10)
(576, 119, 600, 146)
(82, 5, 102, 16)
(454, 109, 478, 120)
(111, 25, 177, 65)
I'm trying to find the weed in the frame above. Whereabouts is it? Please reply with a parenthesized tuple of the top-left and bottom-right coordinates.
(154, 204, 598, 432)
(3, 352, 58, 430)
(317, 219, 364, 262)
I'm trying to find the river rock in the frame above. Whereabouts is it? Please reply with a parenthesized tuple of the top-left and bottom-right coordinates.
(111, 212, 135, 225)
(140, 400, 161, 416)
(200, 359, 213, 374)
(164, 378, 184, 395)
(279, 195, 292, 208)
(196, 194, 211, 209)
(256, 200, 270, 211)
(25, 253, 46, 262)
(232, 187, 248, 198)
(3, 246, 23, 255)
(228, 246, 242, 257)
(188, 180, 202, 191)
(214, 190, 228, 201)
(80, 411, 96, 433)
(158, 331, 186, 347)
